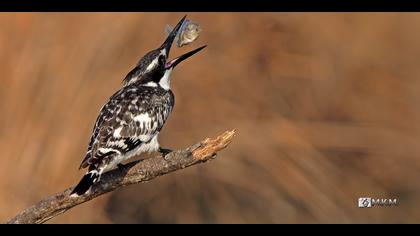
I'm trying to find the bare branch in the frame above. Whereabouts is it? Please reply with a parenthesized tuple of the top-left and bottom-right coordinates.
(7, 129, 236, 224)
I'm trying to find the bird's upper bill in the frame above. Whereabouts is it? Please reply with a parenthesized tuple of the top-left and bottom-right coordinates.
(160, 15, 206, 69)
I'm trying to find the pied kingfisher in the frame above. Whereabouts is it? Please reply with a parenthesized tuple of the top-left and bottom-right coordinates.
(71, 16, 206, 195)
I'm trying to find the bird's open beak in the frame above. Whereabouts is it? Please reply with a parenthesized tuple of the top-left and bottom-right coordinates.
(161, 15, 206, 69)
(160, 15, 187, 57)
(165, 45, 207, 69)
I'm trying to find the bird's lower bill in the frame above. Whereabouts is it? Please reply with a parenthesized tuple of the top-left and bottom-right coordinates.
(165, 45, 206, 69)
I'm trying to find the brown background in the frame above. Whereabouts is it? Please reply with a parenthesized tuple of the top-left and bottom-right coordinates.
(1, 13, 419, 223)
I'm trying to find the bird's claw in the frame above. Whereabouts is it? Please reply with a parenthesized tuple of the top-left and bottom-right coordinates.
(159, 148, 173, 158)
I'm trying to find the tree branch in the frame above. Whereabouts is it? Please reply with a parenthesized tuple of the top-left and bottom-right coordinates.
(7, 129, 236, 224)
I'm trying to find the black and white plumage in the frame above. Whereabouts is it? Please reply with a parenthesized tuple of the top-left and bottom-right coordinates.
(71, 16, 206, 195)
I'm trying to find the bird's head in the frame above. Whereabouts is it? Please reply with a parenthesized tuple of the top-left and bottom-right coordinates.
(123, 15, 206, 90)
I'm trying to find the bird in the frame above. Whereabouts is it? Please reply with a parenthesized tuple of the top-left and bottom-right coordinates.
(71, 16, 206, 196)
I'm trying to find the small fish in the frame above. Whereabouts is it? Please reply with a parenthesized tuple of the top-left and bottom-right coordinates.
(165, 19, 202, 48)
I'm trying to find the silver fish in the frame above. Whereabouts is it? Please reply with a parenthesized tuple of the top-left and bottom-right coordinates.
(165, 19, 202, 48)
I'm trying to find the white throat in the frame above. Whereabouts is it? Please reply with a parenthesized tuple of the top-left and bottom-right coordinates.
(159, 69, 172, 90)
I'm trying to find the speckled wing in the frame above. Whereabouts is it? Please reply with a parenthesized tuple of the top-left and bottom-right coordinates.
(79, 86, 174, 169)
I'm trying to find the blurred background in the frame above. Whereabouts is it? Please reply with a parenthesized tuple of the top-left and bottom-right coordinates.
(1, 13, 420, 223)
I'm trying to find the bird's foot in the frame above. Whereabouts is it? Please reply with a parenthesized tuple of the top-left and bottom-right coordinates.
(159, 147, 173, 158)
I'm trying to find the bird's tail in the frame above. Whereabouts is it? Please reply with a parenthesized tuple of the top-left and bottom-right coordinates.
(70, 170, 100, 196)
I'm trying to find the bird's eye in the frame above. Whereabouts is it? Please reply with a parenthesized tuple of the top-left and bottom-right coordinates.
(158, 55, 165, 64)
